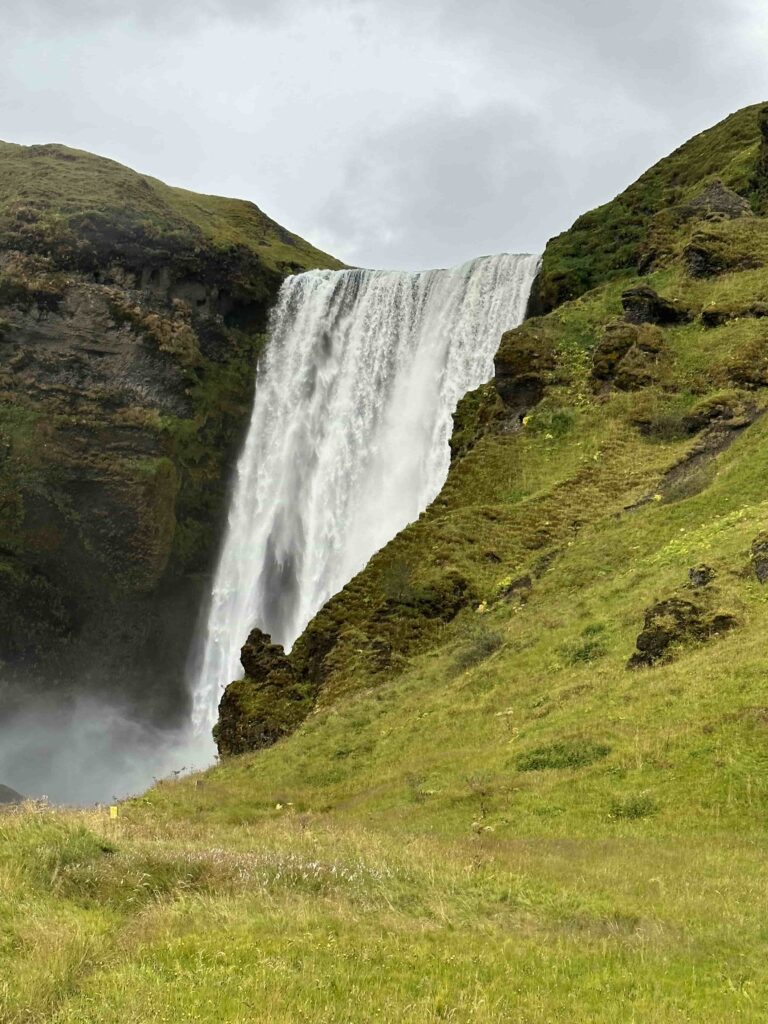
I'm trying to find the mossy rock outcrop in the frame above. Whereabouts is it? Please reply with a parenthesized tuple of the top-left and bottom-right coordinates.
(627, 596, 737, 669)
(215, 628, 312, 757)
(528, 103, 767, 313)
(0, 142, 341, 719)
(592, 321, 665, 390)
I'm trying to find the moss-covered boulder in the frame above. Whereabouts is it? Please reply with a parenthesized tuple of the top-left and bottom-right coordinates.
(628, 596, 737, 668)
(620, 286, 690, 326)
(592, 321, 666, 390)
(214, 628, 312, 757)
(493, 319, 558, 416)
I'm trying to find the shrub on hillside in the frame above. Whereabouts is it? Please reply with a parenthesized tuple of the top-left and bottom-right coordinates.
(451, 622, 504, 673)
(609, 793, 659, 820)
(515, 739, 611, 772)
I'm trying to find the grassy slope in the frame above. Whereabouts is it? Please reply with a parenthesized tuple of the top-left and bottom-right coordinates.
(5, 106, 768, 1021)
(530, 101, 765, 311)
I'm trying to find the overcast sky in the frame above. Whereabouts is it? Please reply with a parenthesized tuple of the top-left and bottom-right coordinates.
(3, 1, 768, 270)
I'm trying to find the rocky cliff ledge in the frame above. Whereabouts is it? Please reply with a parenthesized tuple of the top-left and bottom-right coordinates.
(0, 141, 341, 720)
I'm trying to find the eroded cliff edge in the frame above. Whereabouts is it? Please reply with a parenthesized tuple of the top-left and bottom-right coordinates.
(0, 141, 341, 720)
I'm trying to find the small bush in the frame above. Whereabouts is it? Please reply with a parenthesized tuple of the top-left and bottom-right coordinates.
(609, 793, 659, 820)
(526, 407, 574, 439)
(516, 739, 611, 772)
(559, 623, 608, 665)
(452, 624, 504, 672)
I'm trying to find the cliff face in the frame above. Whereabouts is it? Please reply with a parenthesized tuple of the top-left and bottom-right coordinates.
(0, 142, 341, 719)
(218, 102, 768, 757)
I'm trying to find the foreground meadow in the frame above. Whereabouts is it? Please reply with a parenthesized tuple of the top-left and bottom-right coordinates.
(2, 769, 768, 1023)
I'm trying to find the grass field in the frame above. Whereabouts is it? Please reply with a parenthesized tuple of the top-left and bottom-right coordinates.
(3, 800, 768, 1022)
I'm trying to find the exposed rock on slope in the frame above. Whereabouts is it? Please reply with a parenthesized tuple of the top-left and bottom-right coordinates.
(0, 141, 341, 719)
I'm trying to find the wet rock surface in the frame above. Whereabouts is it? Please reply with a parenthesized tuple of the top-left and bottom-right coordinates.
(215, 627, 307, 758)
(239, 627, 295, 683)
(0, 143, 338, 713)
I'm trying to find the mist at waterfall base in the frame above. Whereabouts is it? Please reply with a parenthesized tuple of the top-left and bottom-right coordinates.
(0, 694, 214, 806)
(1, 252, 536, 805)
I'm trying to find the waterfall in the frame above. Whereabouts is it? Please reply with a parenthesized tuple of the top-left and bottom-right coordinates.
(192, 252, 539, 731)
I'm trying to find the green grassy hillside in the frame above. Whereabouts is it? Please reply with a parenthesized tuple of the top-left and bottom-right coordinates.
(529, 101, 767, 312)
(4, 104, 768, 1022)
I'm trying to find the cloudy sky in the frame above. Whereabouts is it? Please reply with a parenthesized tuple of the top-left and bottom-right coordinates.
(3, 1, 768, 269)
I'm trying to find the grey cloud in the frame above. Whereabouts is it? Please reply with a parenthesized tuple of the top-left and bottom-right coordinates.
(6, 0, 287, 29)
(314, 0, 767, 267)
(5, 0, 375, 31)
(317, 103, 569, 270)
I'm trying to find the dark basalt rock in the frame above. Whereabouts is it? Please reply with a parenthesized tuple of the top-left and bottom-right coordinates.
(682, 396, 745, 433)
(685, 180, 754, 221)
(751, 532, 768, 583)
(493, 319, 557, 422)
(239, 627, 293, 682)
(688, 564, 716, 588)
(628, 597, 736, 668)
(701, 302, 768, 327)
(0, 784, 23, 805)
(214, 627, 307, 757)
(621, 285, 691, 326)
(591, 322, 638, 381)
(684, 231, 762, 279)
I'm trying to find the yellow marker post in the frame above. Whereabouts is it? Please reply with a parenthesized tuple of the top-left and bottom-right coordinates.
(109, 805, 119, 820)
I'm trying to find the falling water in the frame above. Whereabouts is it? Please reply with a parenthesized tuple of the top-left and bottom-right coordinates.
(192, 252, 539, 730)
